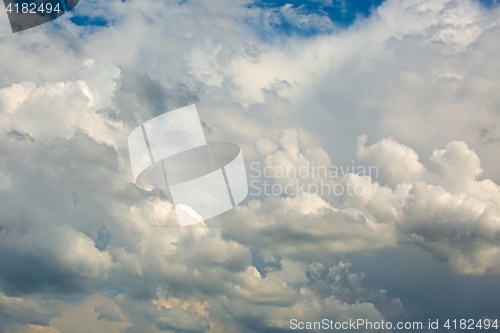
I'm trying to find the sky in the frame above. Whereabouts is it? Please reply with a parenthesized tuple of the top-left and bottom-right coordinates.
(1, 0, 500, 332)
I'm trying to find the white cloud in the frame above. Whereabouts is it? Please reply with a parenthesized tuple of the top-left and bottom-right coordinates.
(245, 127, 500, 276)
(1, 0, 500, 331)
(357, 135, 426, 186)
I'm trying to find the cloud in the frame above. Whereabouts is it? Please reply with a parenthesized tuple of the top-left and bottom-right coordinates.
(245, 127, 500, 276)
(1, 0, 500, 331)
(152, 308, 210, 333)
(0, 292, 58, 332)
(49, 294, 127, 333)
(356, 135, 426, 186)
(355, 134, 500, 276)
(94, 303, 123, 322)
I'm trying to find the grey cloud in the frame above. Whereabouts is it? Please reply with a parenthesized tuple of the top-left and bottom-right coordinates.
(241, 127, 500, 276)
(0, 292, 59, 332)
(94, 303, 123, 322)
(117, 296, 210, 333)
(154, 308, 210, 333)
(0, 127, 118, 295)
(1, 0, 500, 331)
(6, 128, 35, 143)
(224, 195, 397, 261)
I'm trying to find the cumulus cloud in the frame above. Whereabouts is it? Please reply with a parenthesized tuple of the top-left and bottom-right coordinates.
(356, 135, 426, 186)
(245, 127, 500, 276)
(1, 0, 500, 331)
(353, 136, 500, 276)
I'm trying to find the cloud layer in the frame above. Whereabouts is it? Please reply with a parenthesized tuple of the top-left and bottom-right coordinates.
(1, 0, 500, 331)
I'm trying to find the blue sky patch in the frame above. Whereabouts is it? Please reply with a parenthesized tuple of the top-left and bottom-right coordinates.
(250, 0, 385, 37)
(70, 15, 108, 27)
(250, 0, 499, 38)
(477, 0, 500, 8)
(257, 0, 385, 25)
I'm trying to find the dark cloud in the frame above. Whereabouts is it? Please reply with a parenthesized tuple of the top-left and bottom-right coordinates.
(94, 303, 123, 322)
(0, 292, 59, 332)
(113, 73, 200, 128)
